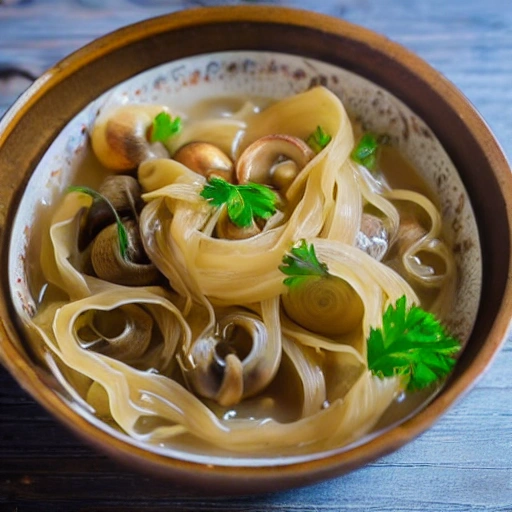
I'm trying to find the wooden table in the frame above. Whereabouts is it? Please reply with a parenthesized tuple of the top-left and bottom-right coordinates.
(1, 1, 511, 510)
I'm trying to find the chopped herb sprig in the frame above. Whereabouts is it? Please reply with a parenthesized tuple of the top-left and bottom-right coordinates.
(200, 178, 278, 228)
(149, 112, 182, 143)
(307, 125, 332, 154)
(351, 133, 379, 171)
(367, 295, 461, 391)
(279, 239, 330, 288)
(68, 185, 129, 259)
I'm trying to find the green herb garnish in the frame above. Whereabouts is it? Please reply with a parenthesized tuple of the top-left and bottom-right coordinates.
(306, 125, 332, 154)
(279, 239, 330, 288)
(200, 178, 278, 228)
(367, 295, 461, 391)
(149, 112, 182, 143)
(351, 133, 379, 171)
(68, 185, 129, 259)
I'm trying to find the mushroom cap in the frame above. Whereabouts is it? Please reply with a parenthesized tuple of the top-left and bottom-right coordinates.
(173, 141, 234, 182)
(356, 213, 389, 261)
(83, 175, 143, 245)
(236, 134, 315, 186)
(184, 311, 281, 407)
(91, 104, 169, 171)
(215, 208, 262, 240)
(91, 220, 160, 286)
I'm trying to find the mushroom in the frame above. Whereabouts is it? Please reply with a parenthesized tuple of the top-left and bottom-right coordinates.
(236, 134, 315, 189)
(91, 104, 169, 171)
(270, 160, 301, 191)
(185, 312, 281, 407)
(173, 141, 234, 182)
(395, 214, 428, 259)
(385, 211, 428, 266)
(91, 219, 160, 286)
(82, 175, 143, 245)
(78, 304, 153, 362)
(387, 212, 447, 282)
(215, 208, 262, 240)
(355, 213, 389, 261)
(98, 175, 143, 213)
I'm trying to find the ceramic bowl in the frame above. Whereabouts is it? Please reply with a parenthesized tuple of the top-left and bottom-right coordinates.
(0, 6, 511, 494)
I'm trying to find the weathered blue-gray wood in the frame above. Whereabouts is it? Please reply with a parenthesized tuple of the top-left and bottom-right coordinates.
(0, 1, 511, 510)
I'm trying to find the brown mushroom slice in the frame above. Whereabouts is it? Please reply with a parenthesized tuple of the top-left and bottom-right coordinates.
(270, 160, 300, 192)
(83, 175, 143, 245)
(91, 220, 160, 286)
(98, 175, 143, 213)
(215, 208, 262, 240)
(91, 104, 169, 171)
(385, 210, 428, 268)
(173, 142, 234, 182)
(236, 134, 315, 187)
(355, 213, 389, 261)
(396, 215, 428, 259)
(393, 213, 448, 284)
(78, 305, 153, 362)
(185, 312, 281, 407)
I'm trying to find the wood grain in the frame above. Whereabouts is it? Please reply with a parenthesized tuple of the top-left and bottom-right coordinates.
(0, 1, 511, 510)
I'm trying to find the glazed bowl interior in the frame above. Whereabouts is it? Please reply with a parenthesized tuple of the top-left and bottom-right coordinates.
(0, 6, 511, 493)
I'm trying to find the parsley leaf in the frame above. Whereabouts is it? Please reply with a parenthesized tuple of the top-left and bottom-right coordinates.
(279, 239, 330, 287)
(367, 295, 461, 391)
(68, 185, 129, 260)
(149, 112, 182, 143)
(306, 126, 332, 154)
(200, 178, 278, 228)
(351, 133, 379, 171)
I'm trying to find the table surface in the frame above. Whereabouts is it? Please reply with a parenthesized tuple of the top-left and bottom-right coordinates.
(1, 1, 511, 511)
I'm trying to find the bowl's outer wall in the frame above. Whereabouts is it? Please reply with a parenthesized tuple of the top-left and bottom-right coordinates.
(0, 6, 511, 493)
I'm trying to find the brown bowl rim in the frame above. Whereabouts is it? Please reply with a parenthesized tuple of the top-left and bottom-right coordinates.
(0, 5, 511, 494)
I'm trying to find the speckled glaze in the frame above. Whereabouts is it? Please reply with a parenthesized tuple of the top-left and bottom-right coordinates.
(0, 6, 510, 494)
